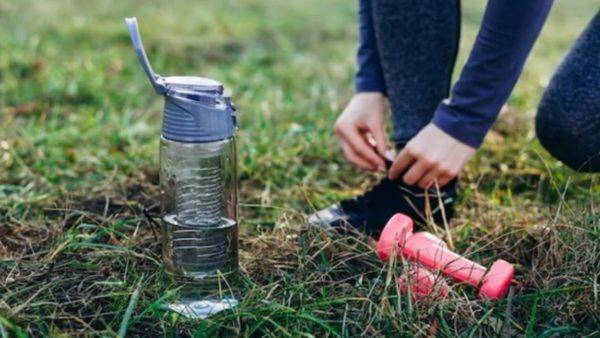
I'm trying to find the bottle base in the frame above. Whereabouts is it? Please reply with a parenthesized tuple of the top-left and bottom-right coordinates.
(164, 297, 238, 319)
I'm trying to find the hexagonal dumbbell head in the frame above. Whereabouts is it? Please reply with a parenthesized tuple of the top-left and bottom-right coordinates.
(376, 213, 414, 261)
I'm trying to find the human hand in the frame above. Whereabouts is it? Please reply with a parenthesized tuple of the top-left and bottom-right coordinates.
(334, 92, 389, 172)
(388, 123, 476, 188)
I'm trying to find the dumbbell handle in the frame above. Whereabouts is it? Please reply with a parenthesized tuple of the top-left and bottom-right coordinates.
(403, 232, 487, 287)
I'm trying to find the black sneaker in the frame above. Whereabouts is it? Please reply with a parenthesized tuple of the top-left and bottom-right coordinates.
(308, 177, 457, 236)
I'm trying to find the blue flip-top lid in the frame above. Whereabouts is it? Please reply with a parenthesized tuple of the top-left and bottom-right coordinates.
(125, 18, 236, 143)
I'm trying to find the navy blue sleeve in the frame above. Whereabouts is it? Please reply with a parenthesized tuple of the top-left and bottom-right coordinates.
(432, 0, 553, 148)
(355, 0, 387, 94)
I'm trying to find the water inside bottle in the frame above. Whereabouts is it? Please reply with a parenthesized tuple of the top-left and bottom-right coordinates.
(163, 215, 239, 318)
(164, 214, 238, 280)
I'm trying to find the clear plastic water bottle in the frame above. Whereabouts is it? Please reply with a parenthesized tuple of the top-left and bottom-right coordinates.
(125, 18, 239, 318)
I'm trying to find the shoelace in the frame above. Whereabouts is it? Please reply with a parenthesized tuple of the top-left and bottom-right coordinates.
(343, 178, 448, 211)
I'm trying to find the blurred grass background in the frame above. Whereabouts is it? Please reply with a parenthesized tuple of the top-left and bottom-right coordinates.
(0, 0, 598, 336)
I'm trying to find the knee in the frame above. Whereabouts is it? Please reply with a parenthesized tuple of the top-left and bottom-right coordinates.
(536, 91, 561, 149)
(535, 14, 600, 172)
(536, 94, 600, 172)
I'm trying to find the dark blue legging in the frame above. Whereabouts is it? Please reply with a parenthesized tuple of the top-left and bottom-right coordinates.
(372, 1, 599, 172)
(536, 11, 600, 172)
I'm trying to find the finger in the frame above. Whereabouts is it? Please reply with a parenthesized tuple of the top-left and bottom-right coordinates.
(417, 170, 439, 189)
(370, 126, 389, 158)
(338, 126, 386, 170)
(436, 175, 454, 188)
(388, 148, 415, 180)
(341, 142, 376, 171)
(402, 159, 433, 186)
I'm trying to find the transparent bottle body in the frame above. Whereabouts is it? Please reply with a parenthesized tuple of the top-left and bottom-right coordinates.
(159, 136, 238, 316)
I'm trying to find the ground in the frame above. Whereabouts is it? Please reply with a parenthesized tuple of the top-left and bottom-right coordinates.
(0, 0, 599, 337)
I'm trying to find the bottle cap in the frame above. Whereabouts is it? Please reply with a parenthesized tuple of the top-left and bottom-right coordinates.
(125, 17, 236, 142)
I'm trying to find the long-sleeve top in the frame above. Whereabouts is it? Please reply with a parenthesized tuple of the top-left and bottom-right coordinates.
(355, 0, 554, 148)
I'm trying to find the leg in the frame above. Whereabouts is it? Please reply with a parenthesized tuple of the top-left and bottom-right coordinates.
(308, 0, 462, 234)
(372, 0, 461, 146)
(536, 11, 600, 172)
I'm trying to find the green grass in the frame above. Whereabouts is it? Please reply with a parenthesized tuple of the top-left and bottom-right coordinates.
(1, 0, 599, 336)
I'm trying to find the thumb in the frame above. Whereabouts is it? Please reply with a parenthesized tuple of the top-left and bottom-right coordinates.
(370, 123, 389, 158)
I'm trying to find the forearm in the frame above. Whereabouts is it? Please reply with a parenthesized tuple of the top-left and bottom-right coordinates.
(355, 0, 387, 94)
(432, 0, 554, 148)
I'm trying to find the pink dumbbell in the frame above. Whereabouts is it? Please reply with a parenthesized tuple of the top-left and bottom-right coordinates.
(377, 213, 514, 299)
(397, 264, 449, 299)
